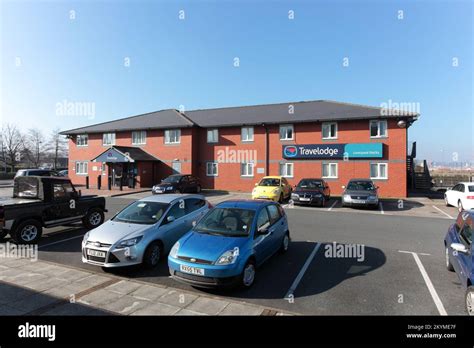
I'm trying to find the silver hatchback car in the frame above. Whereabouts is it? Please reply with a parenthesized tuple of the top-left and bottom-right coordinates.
(82, 194, 210, 268)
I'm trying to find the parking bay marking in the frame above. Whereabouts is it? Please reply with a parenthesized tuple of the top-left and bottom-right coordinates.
(379, 202, 384, 215)
(38, 235, 85, 249)
(285, 242, 322, 300)
(398, 250, 447, 316)
(431, 205, 454, 219)
(327, 200, 338, 211)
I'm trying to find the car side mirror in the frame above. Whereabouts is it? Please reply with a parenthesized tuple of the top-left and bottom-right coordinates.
(451, 243, 469, 254)
(167, 216, 175, 223)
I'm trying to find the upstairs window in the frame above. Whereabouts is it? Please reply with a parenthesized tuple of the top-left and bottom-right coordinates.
(132, 131, 146, 145)
(241, 126, 254, 142)
(103, 133, 115, 146)
(207, 129, 219, 143)
(279, 124, 294, 140)
(76, 134, 88, 147)
(165, 129, 181, 144)
(370, 120, 388, 138)
(322, 122, 338, 139)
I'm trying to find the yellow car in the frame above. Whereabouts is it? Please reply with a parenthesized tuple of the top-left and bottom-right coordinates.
(252, 176, 292, 203)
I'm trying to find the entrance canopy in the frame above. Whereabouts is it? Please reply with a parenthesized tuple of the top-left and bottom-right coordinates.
(92, 146, 160, 163)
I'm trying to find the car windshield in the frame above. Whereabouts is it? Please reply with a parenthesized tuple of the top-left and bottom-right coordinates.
(259, 178, 280, 187)
(297, 179, 323, 188)
(162, 176, 182, 183)
(194, 208, 255, 237)
(112, 201, 169, 225)
(347, 181, 375, 191)
(468, 185, 474, 192)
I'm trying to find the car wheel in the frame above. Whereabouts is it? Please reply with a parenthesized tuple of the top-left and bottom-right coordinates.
(445, 247, 454, 272)
(143, 242, 162, 268)
(280, 232, 290, 253)
(444, 195, 450, 207)
(83, 208, 105, 229)
(196, 185, 201, 193)
(458, 200, 464, 212)
(320, 197, 326, 207)
(465, 286, 474, 316)
(13, 219, 42, 244)
(278, 193, 284, 203)
(241, 260, 256, 288)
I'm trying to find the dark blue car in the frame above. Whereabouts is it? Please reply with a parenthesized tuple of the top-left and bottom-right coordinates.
(168, 200, 290, 288)
(444, 210, 473, 315)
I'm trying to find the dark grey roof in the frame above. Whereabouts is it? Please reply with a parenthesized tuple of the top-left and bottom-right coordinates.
(185, 100, 418, 127)
(92, 146, 160, 162)
(60, 109, 194, 135)
(61, 100, 418, 135)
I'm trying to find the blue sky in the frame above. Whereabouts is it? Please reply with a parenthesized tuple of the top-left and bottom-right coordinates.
(1, 0, 472, 162)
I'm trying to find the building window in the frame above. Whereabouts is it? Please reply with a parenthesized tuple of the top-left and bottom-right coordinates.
(103, 133, 115, 146)
(322, 163, 338, 178)
(207, 129, 219, 143)
(370, 163, 388, 179)
(370, 120, 388, 138)
(132, 131, 146, 145)
(279, 124, 294, 140)
(241, 126, 254, 142)
(165, 129, 181, 144)
(322, 122, 338, 139)
(240, 162, 254, 177)
(76, 134, 88, 147)
(206, 162, 218, 176)
(75, 162, 88, 175)
(279, 162, 294, 177)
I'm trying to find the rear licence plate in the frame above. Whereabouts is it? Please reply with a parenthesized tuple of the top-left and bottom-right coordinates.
(180, 264, 205, 276)
(87, 249, 106, 258)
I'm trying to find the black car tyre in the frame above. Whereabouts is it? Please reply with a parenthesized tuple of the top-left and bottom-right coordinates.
(465, 286, 474, 316)
(0, 229, 9, 240)
(143, 241, 162, 268)
(83, 208, 105, 229)
(445, 247, 455, 272)
(241, 260, 256, 288)
(13, 219, 42, 244)
(280, 232, 290, 253)
(320, 197, 326, 207)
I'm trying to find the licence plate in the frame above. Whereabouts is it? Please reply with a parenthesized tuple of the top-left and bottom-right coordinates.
(180, 264, 205, 276)
(300, 198, 310, 201)
(353, 200, 366, 204)
(87, 249, 106, 258)
(156, 190, 163, 193)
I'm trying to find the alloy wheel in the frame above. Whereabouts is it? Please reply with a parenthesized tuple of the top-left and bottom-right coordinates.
(20, 225, 38, 242)
(466, 290, 474, 315)
(89, 212, 102, 226)
(243, 264, 255, 287)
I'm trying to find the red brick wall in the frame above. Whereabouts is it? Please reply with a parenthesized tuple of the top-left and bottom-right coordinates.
(67, 119, 408, 197)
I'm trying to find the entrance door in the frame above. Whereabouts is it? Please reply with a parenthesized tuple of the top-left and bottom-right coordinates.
(172, 162, 181, 174)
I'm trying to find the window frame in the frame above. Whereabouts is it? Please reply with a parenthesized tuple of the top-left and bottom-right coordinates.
(279, 124, 294, 141)
(207, 128, 219, 144)
(279, 162, 294, 178)
(75, 161, 88, 175)
(164, 129, 181, 144)
(76, 134, 88, 147)
(240, 162, 254, 177)
(102, 133, 116, 146)
(370, 163, 388, 179)
(370, 120, 388, 138)
(241, 126, 254, 142)
(322, 162, 338, 179)
(206, 162, 218, 177)
(322, 122, 338, 140)
(131, 130, 147, 145)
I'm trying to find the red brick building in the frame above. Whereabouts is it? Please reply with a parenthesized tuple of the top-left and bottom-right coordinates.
(61, 100, 418, 198)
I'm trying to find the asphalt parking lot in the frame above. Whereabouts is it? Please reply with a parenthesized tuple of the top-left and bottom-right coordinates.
(0, 186, 466, 315)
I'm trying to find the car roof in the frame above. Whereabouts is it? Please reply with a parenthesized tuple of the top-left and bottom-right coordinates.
(299, 178, 324, 181)
(261, 176, 282, 179)
(348, 178, 373, 182)
(216, 199, 275, 210)
(139, 193, 205, 204)
(456, 182, 473, 185)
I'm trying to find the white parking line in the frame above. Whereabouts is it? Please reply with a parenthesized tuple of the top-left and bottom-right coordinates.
(379, 202, 384, 214)
(38, 235, 84, 249)
(327, 200, 337, 211)
(431, 205, 454, 219)
(285, 242, 322, 300)
(398, 250, 447, 315)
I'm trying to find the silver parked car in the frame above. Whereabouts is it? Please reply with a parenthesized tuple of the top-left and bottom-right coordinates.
(341, 179, 379, 209)
(82, 194, 210, 268)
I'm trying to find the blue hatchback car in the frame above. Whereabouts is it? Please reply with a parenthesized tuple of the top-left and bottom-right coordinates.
(168, 200, 290, 288)
(444, 210, 473, 315)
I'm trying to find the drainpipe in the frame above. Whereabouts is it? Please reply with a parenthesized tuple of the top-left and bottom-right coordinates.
(262, 123, 269, 176)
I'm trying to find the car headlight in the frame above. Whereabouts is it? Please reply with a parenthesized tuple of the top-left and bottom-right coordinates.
(166, 186, 174, 191)
(343, 194, 351, 201)
(169, 242, 180, 258)
(291, 193, 299, 198)
(117, 236, 143, 248)
(272, 188, 280, 194)
(216, 247, 239, 265)
(83, 231, 90, 242)
(314, 193, 322, 197)
(252, 188, 257, 194)
(368, 195, 377, 200)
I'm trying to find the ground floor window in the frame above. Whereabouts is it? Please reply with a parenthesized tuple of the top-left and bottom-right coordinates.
(370, 163, 388, 179)
(279, 162, 294, 177)
(241, 162, 254, 177)
(322, 163, 338, 178)
(206, 162, 218, 176)
(75, 161, 88, 175)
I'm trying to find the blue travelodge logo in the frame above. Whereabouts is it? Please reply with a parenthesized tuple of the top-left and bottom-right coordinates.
(284, 146, 298, 157)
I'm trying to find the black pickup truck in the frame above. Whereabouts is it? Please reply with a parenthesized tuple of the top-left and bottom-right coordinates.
(0, 176, 107, 244)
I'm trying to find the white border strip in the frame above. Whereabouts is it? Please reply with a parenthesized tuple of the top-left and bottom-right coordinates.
(285, 242, 321, 299)
(432, 205, 454, 219)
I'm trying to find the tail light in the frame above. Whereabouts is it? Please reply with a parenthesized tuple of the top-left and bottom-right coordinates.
(466, 196, 474, 200)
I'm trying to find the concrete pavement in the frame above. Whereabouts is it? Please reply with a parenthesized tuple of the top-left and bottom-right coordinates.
(0, 257, 292, 316)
